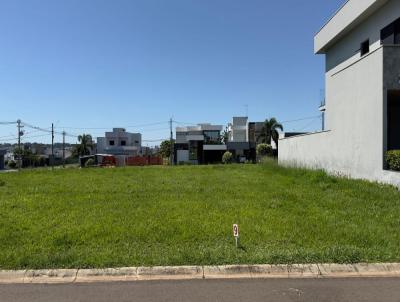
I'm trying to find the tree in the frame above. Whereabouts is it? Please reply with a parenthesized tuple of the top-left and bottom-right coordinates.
(257, 118, 283, 149)
(13, 147, 40, 168)
(73, 134, 93, 157)
(222, 151, 233, 164)
(159, 140, 172, 159)
(221, 126, 229, 144)
(256, 143, 273, 157)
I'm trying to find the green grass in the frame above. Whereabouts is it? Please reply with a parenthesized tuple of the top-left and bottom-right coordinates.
(1, 162, 400, 269)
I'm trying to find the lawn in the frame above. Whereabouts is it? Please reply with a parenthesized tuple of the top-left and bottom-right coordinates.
(1, 162, 400, 269)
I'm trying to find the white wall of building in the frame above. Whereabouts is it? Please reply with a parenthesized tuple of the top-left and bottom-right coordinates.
(96, 128, 141, 156)
(279, 0, 400, 187)
(228, 117, 248, 142)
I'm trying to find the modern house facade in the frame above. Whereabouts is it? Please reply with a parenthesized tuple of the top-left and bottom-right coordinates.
(174, 117, 261, 164)
(279, 0, 400, 186)
(97, 128, 142, 156)
(227, 117, 257, 162)
(174, 124, 226, 164)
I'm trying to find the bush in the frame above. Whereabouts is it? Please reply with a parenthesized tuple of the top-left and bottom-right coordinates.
(387, 150, 400, 171)
(85, 158, 96, 168)
(222, 151, 233, 164)
(257, 143, 273, 157)
(8, 160, 17, 169)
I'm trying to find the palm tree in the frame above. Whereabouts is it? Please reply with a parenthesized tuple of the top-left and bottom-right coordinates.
(73, 134, 93, 157)
(257, 118, 284, 149)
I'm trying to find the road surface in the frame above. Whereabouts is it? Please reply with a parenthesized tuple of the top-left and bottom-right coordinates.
(1, 278, 400, 302)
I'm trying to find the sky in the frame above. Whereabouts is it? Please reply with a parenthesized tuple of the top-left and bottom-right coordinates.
(0, 0, 344, 145)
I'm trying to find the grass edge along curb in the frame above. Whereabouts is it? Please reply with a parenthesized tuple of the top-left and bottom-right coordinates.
(1, 263, 400, 284)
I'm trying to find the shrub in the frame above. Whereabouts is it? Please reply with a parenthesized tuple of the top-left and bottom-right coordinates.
(257, 143, 273, 157)
(222, 151, 233, 164)
(387, 150, 400, 171)
(85, 158, 96, 168)
(8, 160, 17, 169)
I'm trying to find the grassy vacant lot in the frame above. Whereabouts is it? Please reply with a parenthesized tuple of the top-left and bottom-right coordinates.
(0, 162, 400, 269)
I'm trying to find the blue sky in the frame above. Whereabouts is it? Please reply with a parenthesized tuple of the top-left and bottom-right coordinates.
(0, 0, 344, 145)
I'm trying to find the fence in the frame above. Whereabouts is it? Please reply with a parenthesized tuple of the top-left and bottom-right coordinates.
(125, 156, 163, 166)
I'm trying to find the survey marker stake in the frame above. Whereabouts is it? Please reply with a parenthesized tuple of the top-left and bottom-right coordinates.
(233, 224, 239, 248)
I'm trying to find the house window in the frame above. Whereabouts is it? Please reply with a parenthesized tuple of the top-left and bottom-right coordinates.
(109, 140, 115, 146)
(360, 40, 369, 56)
(121, 140, 126, 146)
(381, 17, 400, 45)
(134, 140, 139, 144)
(204, 131, 220, 144)
(189, 142, 198, 160)
(387, 90, 400, 152)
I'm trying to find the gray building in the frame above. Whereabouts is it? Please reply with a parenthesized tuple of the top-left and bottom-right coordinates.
(175, 124, 226, 164)
(279, 0, 400, 186)
(97, 128, 142, 156)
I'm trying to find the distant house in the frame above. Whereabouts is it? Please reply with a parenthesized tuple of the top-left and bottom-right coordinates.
(227, 117, 257, 162)
(174, 117, 264, 164)
(279, 0, 400, 186)
(0, 149, 6, 170)
(97, 128, 142, 156)
(175, 124, 226, 164)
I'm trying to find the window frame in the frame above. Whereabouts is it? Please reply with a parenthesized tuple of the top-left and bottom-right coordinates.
(360, 39, 370, 57)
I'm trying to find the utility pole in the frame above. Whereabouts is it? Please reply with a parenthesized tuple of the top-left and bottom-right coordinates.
(169, 118, 174, 165)
(17, 119, 23, 169)
(62, 131, 66, 168)
(51, 123, 54, 168)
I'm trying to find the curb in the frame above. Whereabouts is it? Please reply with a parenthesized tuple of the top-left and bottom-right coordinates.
(1, 263, 400, 284)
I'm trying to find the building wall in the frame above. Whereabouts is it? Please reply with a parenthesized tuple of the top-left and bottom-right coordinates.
(314, 0, 389, 53)
(280, 48, 390, 183)
(97, 128, 141, 156)
(279, 3, 400, 187)
(325, 0, 400, 130)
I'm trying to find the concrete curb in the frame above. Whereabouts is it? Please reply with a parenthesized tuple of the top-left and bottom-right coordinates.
(1, 263, 400, 284)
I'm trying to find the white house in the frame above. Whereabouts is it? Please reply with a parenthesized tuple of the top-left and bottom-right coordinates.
(279, 0, 400, 186)
(97, 128, 142, 156)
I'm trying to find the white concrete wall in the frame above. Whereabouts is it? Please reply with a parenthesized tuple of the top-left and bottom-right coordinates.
(280, 48, 389, 183)
(177, 150, 189, 163)
(326, 0, 400, 73)
(315, 0, 389, 53)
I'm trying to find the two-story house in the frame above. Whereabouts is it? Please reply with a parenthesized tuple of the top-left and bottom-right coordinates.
(97, 128, 142, 156)
(279, 0, 400, 186)
(174, 124, 226, 164)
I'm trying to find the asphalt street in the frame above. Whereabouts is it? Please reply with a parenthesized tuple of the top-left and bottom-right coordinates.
(1, 278, 400, 302)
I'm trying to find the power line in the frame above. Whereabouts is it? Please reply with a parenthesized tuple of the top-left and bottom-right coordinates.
(280, 115, 322, 124)
(0, 133, 17, 139)
(298, 117, 322, 131)
(0, 137, 18, 142)
(58, 121, 169, 130)
(0, 121, 17, 125)
(22, 121, 78, 138)
(21, 134, 52, 140)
